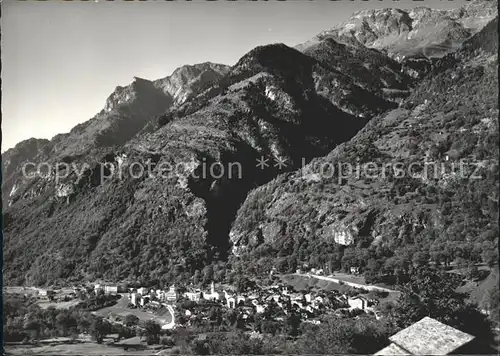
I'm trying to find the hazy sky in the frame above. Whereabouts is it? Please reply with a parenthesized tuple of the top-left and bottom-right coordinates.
(1, 0, 469, 152)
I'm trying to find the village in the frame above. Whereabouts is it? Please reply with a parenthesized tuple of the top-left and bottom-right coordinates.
(19, 265, 390, 333)
(5, 263, 495, 355)
(90, 273, 387, 332)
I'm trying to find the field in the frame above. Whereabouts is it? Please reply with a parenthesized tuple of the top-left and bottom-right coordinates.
(93, 295, 173, 325)
(279, 274, 355, 294)
(280, 273, 402, 303)
(38, 299, 82, 310)
(4, 342, 155, 355)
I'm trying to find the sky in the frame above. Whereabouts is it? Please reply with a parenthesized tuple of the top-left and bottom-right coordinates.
(1, 0, 470, 152)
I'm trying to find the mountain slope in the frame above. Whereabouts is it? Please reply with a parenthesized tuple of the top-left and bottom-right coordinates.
(2, 63, 230, 207)
(3, 39, 414, 286)
(2, 4, 496, 288)
(230, 16, 499, 280)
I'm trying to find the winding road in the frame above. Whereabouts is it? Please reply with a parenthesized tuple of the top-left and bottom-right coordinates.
(93, 294, 175, 328)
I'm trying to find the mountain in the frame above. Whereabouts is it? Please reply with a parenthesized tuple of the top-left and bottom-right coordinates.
(297, 0, 497, 60)
(154, 62, 230, 106)
(230, 16, 498, 281)
(1, 63, 230, 207)
(2, 138, 52, 205)
(2, 1, 497, 287)
(2, 35, 414, 286)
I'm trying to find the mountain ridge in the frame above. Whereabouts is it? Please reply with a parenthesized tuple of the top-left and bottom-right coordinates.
(1, 62, 230, 207)
(296, 0, 497, 60)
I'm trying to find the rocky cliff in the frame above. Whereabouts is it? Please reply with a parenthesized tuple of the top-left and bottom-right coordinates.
(297, 0, 497, 60)
(2, 63, 230, 206)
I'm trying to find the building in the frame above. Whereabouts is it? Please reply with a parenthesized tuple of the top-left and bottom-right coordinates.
(203, 282, 221, 301)
(227, 296, 236, 309)
(130, 293, 139, 306)
(185, 291, 202, 302)
(251, 300, 266, 314)
(165, 285, 177, 302)
(105, 286, 119, 294)
(350, 266, 360, 275)
(347, 296, 369, 311)
(156, 290, 166, 302)
(140, 296, 150, 307)
(375, 317, 475, 355)
(137, 287, 148, 296)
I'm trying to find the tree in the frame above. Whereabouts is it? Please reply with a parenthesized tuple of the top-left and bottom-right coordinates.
(193, 270, 202, 285)
(235, 276, 255, 293)
(412, 250, 430, 268)
(90, 318, 111, 344)
(295, 316, 392, 354)
(143, 320, 161, 345)
(481, 246, 499, 268)
(23, 319, 41, 340)
(202, 265, 214, 285)
(124, 314, 140, 327)
(56, 311, 77, 336)
(285, 311, 302, 337)
(393, 268, 493, 342)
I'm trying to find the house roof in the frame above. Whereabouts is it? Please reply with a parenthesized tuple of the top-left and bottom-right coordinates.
(374, 343, 411, 355)
(388, 317, 475, 355)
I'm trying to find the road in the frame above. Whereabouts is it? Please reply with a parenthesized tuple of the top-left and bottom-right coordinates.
(92, 295, 174, 327)
(296, 273, 398, 293)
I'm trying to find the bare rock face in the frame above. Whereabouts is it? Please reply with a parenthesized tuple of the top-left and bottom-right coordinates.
(2, 62, 230, 208)
(154, 62, 230, 105)
(2, 138, 52, 207)
(297, 0, 497, 60)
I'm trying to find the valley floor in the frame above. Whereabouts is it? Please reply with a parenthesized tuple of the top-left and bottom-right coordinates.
(4, 340, 156, 355)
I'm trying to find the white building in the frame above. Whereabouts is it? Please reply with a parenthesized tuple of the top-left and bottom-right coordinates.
(105, 286, 118, 294)
(130, 293, 139, 306)
(251, 300, 266, 314)
(165, 285, 177, 302)
(227, 296, 236, 309)
(348, 296, 370, 311)
(185, 291, 202, 302)
(137, 287, 148, 296)
(350, 267, 360, 275)
(203, 282, 221, 301)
